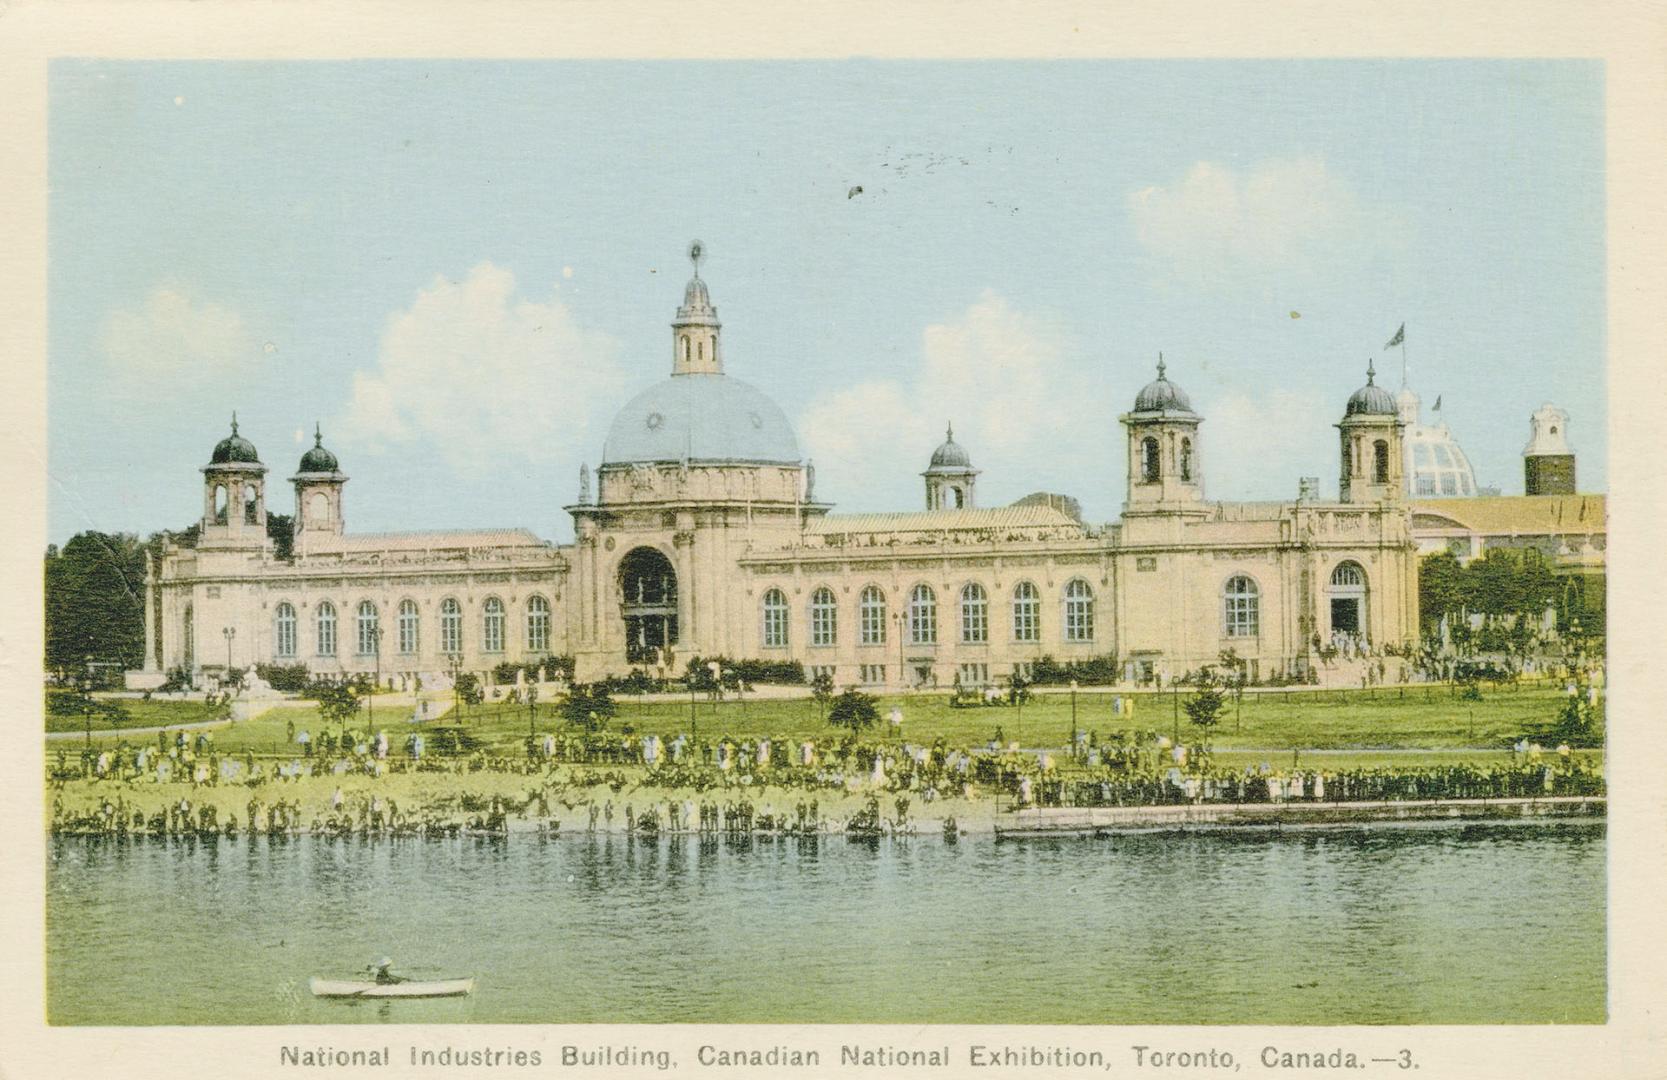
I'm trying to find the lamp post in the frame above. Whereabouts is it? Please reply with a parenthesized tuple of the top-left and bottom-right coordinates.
(81, 658, 95, 749)
(527, 683, 539, 739)
(1070, 679, 1079, 755)
(895, 610, 905, 692)
(222, 626, 235, 683)
(448, 653, 462, 723)
(368, 626, 383, 730)
(687, 672, 698, 745)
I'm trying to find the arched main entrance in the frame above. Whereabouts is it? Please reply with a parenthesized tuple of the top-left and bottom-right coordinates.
(1327, 561, 1368, 644)
(619, 547, 678, 664)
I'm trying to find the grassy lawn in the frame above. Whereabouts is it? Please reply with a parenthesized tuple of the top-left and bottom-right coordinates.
(44, 694, 226, 734)
(45, 683, 1595, 767)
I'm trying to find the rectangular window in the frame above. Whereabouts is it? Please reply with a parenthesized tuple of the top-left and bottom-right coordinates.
(1136, 556, 1158, 572)
(859, 593, 886, 646)
(859, 664, 886, 685)
(810, 664, 836, 683)
(961, 594, 988, 644)
(1012, 590, 1039, 642)
(1011, 661, 1033, 682)
(958, 662, 988, 686)
(1224, 595, 1259, 638)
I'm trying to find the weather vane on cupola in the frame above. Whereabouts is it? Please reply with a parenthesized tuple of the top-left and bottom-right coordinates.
(689, 239, 705, 276)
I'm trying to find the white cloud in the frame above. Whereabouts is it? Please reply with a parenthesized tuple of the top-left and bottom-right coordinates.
(799, 291, 1115, 514)
(341, 262, 625, 476)
(1202, 387, 1336, 500)
(1129, 158, 1401, 287)
(99, 286, 257, 382)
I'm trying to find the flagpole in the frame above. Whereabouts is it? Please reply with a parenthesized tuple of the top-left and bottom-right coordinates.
(1400, 324, 1409, 389)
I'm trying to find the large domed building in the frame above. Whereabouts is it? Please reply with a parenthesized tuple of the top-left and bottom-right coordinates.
(138, 245, 1426, 692)
(1396, 384, 1480, 498)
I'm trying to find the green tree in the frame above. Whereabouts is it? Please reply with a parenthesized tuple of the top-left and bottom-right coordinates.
(44, 531, 148, 672)
(311, 681, 360, 726)
(811, 671, 835, 722)
(266, 513, 295, 561)
(1183, 674, 1226, 732)
(827, 688, 880, 734)
(562, 683, 616, 732)
(1417, 550, 1465, 636)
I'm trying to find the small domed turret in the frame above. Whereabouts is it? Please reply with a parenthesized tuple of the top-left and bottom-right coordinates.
(922, 422, 979, 509)
(210, 412, 261, 464)
(1132, 357, 1195, 414)
(927, 423, 973, 471)
(1345, 360, 1397, 416)
(298, 423, 340, 473)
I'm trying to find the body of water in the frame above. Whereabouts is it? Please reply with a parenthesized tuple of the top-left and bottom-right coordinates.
(47, 822, 1604, 1025)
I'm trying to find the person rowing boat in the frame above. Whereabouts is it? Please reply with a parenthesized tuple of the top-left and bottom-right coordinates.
(369, 957, 406, 985)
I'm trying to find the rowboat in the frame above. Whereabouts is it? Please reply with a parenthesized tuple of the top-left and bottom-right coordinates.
(309, 977, 475, 999)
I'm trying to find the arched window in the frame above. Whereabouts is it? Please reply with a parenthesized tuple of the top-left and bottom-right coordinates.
(274, 602, 297, 659)
(960, 583, 988, 644)
(859, 586, 887, 646)
(482, 596, 505, 653)
(953, 487, 965, 508)
(1141, 437, 1160, 483)
(909, 584, 937, 645)
(526, 595, 550, 653)
(244, 483, 259, 524)
(1064, 579, 1094, 643)
(1012, 581, 1040, 642)
(1223, 575, 1260, 638)
(309, 491, 329, 526)
(809, 587, 837, 647)
(1331, 562, 1365, 588)
(213, 484, 228, 524)
(762, 588, 789, 648)
(681, 335, 690, 363)
(697, 340, 705, 362)
(356, 600, 379, 656)
(439, 598, 462, 655)
(1373, 439, 1390, 484)
(398, 599, 419, 654)
(1180, 438, 1193, 482)
(315, 601, 337, 657)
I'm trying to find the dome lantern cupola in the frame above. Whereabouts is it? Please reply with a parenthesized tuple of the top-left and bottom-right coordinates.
(290, 421, 349, 556)
(672, 239, 722, 376)
(1120, 355, 1205, 514)
(923, 422, 979, 509)
(1337, 360, 1405, 504)
(199, 412, 269, 548)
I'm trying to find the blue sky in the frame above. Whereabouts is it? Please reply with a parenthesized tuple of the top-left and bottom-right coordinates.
(47, 60, 1605, 545)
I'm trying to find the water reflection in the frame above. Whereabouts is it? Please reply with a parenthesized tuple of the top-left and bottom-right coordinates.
(47, 822, 1604, 1027)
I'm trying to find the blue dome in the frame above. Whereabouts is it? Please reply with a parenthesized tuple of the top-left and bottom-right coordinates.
(602, 374, 801, 465)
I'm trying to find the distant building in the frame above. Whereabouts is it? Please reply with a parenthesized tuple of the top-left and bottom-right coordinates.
(1397, 385, 1480, 498)
(1523, 404, 1577, 495)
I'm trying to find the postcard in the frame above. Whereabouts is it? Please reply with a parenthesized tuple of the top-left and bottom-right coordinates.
(1, 3, 1663, 1078)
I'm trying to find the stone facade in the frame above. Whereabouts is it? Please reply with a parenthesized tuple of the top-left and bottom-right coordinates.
(138, 253, 1425, 691)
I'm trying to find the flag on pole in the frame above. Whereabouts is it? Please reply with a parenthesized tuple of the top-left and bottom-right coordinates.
(1433, 395, 1442, 411)
(1386, 323, 1405, 349)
